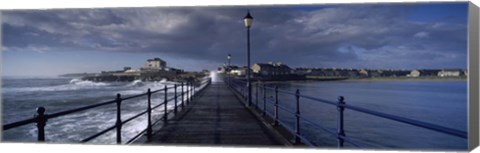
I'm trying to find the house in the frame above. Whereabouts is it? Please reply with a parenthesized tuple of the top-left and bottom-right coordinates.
(368, 70, 382, 77)
(164, 67, 184, 75)
(346, 69, 359, 77)
(144, 58, 167, 69)
(294, 68, 312, 75)
(251, 62, 292, 76)
(409, 70, 421, 77)
(381, 69, 410, 77)
(420, 69, 441, 76)
(125, 68, 141, 75)
(231, 67, 247, 76)
(359, 69, 369, 77)
(218, 67, 226, 73)
(438, 69, 462, 77)
(252, 63, 274, 76)
(226, 66, 239, 74)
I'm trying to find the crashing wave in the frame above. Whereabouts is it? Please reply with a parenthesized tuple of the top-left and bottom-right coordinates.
(69, 78, 109, 86)
(4, 79, 111, 93)
(127, 80, 143, 87)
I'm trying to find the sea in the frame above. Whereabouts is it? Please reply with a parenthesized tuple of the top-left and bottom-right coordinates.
(1, 76, 195, 144)
(249, 80, 467, 150)
(1, 76, 467, 150)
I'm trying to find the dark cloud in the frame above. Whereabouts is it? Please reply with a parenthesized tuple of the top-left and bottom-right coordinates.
(2, 3, 468, 70)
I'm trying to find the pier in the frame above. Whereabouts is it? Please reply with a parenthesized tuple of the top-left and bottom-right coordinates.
(2, 75, 468, 149)
(140, 80, 288, 146)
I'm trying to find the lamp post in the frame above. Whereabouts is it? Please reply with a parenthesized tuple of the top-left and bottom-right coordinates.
(244, 11, 253, 106)
(227, 54, 231, 66)
(227, 54, 231, 86)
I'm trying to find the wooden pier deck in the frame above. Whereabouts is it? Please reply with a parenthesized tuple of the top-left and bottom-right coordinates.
(140, 80, 288, 146)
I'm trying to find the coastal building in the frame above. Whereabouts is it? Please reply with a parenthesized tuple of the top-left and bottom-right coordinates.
(420, 69, 441, 76)
(164, 67, 184, 75)
(219, 65, 241, 74)
(226, 66, 239, 74)
(144, 58, 167, 69)
(359, 69, 369, 77)
(368, 70, 382, 77)
(252, 63, 274, 75)
(294, 68, 313, 75)
(409, 70, 421, 77)
(438, 69, 462, 77)
(251, 62, 292, 76)
(124, 68, 141, 76)
(218, 67, 226, 73)
(231, 67, 247, 76)
(381, 69, 410, 77)
(346, 69, 359, 77)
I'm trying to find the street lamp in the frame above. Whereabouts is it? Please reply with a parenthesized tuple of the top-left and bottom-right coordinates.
(244, 11, 253, 106)
(227, 54, 231, 66)
(227, 54, 231, 86)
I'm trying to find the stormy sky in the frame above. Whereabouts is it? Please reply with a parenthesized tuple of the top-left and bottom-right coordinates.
(1, 2, 468, 76)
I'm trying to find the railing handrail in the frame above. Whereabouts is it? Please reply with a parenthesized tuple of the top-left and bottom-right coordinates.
(227, 78, 467, 148)
(342, 104, 467, 138)
(3, 99, 117, 130)
(2, 77, 212, 144)
(2, 79, 208, 129)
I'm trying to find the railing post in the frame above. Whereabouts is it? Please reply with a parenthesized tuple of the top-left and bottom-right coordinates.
(192, 82, 195, 99)
(164, 85, 168, 123)
(273, 86, 279, 126)
(174, 84, 177, 114)
(115, 94, 122, 144)
(147, 88, 152, 140)
(189, 82, 192, 102)
(181, 82, 184, 108)
(255, 82, 259, 108)
(193, 81, 196, 97)
(186, 82, 189, 105)
(35, 107, 47, 142)
(293, 89, 301, 144)
(263, 84, 266, 116)
(337, 96, 346, 148)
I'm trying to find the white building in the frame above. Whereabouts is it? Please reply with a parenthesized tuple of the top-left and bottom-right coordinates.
(408, 70, 421, 77)
(231, 68, 246, 76)
(438, 69, 461, 77)
(144, 58, 166, 69)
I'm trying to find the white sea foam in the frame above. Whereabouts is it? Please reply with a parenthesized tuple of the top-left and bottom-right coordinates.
(69, 78, 109, 86)
(119, 90, 144, 95)
(4, 79, 111, 93)
(127, 80, 143, 87)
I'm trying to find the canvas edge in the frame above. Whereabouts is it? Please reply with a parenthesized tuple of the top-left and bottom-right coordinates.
(468, 1, 480, 151)
(0, 11, 3, 141)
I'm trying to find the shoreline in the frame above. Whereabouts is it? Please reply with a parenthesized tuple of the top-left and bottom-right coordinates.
(254, 76, 467, 83)
(346, 77, 467, 82)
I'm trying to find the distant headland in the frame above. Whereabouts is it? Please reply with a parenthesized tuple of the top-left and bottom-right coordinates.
(60, 58, 209, 82)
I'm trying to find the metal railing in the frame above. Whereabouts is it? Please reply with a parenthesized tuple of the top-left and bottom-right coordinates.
(2, 77, 212, 144)
(227, 79, 467, 148)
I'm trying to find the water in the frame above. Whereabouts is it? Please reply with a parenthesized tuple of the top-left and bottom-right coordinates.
(2, 77, 467, 150)
(246, 80, 467, 150)
(1, 76, 194, 144)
